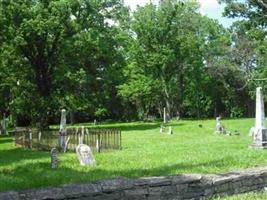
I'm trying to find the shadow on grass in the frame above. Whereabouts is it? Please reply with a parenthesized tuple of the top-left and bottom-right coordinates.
(94, 123, 161, 132)
(0, 156, 229, 192)
(0, 138, 13, 145)
(93, 122, 186, 132)
(0, 147, 49, 167)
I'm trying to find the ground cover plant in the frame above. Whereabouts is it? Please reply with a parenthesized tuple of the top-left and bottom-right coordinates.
(1, 118, 267, 192)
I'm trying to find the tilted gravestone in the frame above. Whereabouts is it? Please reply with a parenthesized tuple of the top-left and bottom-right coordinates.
(51, 148, 59, 169)
(76, 144, 96, 166)
(252, 87, 267, 149)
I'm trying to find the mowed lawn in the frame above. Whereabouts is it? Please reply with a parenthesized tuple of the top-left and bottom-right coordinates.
(1, 118, 267, 192)
(213, 191, 267, 200)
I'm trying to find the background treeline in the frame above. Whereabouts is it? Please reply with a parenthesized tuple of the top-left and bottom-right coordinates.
(0, 0, 266, 128)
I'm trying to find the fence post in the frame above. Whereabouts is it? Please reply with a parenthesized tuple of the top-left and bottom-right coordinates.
(120, 130, 122, 150)
(29, 131, 32, 149)
(96, 133, 101, 153)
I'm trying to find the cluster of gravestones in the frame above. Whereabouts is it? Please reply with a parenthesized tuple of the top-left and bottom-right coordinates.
(51, 87, 267, 168)
(214, 87, 267, 149)
(51, 109, 96, 169)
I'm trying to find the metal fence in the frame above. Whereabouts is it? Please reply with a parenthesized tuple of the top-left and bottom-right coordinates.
(14, 127, 121, 153)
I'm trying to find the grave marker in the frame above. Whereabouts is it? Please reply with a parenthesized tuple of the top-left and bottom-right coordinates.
(163, 107, 167, 124)
(59, 109, 67, 150)
(252, 87, 267, 149)
(51, 148, 59, 169)
(76, 144, 96, 166)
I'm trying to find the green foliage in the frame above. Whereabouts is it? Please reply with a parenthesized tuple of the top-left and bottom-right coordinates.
(0, 0, 266, 125)
(0, 0, 128, 126)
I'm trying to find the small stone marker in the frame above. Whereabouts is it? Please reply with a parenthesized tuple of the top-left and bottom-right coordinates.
(216, 116, 222, 132)
(160, 125, 163, 134)
(249, 127, 255, 137)
(252, 87, 267, 149)
(168, 126, 173, 135)
(51, 148, 59, 169)
(76, 144, 96, 166)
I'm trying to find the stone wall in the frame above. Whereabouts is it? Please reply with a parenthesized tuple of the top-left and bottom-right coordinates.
(1, 167, 267, 200)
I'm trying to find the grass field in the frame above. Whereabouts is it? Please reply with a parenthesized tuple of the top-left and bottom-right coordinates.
(1, 118, 267, 192)
(213, 191, 267, 200)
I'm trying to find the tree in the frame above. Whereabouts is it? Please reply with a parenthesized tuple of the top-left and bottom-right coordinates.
(119, 0, 234, 119)
(0, 0, 128, 127)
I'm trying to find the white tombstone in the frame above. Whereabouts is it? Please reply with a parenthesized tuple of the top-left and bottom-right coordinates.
(252, 87, 267, 149)
(216, 117, 222, 132)
(76, 144, 96, 166)
(163, 107, 167, 124)
(59, 109, 66, 133)
(59, 109, 67, 149)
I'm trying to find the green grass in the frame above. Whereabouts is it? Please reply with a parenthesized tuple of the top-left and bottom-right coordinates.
(1, 118, 267, 192)
(213, 191, 267, 200)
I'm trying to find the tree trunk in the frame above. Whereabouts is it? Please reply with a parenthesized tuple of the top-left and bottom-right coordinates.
(34, 59, 51, 97)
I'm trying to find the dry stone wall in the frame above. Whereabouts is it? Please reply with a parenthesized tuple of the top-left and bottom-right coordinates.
(1, 167, 267, 200)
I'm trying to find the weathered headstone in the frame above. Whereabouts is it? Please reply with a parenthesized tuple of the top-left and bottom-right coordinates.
(59, 109, 67, 150)
(51, 148, 59, 169)
(160, 125, 164, 134)
(216, 116, 222, 132)
(252, 87, 267, 149)
(249, 127, 255, 137)
(168, 126, 173, 135)
(163, 107, 167, 124)
(76, 144, 96, 166)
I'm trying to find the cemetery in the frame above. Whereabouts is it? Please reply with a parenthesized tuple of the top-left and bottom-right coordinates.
(1, 0, 267, 199)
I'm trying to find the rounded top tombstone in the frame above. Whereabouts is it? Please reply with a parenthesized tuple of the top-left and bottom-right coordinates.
(76, 144, 96, 166)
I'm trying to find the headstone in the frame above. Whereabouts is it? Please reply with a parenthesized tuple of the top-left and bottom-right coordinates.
(51, 148, 59, 169)
(168, 126, 173, 135)
(249, 127, 255, 137)
(59, 109, 67, 149)
(76, 144, 96, 166)
(163, 107, 167, 124)
(94, 119, 97, 126)
(38, 132, 42, 141)
(160, 125, 163, 134)
(216, 116, 222, 132)
(252, 87, 267, 149)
